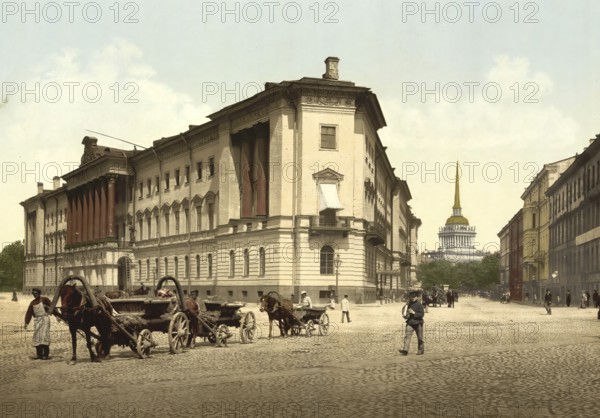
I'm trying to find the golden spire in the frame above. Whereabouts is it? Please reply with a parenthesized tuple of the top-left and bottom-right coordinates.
(453, 160, 461, 210)
(445, 161, 469, 225)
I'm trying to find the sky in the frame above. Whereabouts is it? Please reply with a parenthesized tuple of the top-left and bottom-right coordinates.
(1, 0, 599, 253)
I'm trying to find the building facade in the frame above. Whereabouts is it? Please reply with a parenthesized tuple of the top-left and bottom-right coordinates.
(520, 157, 575, 301)
(547, 135, 600, 302)
(20, 58, 420, 304)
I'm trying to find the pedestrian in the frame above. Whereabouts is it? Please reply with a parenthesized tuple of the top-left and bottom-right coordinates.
(341, 295, 351, 323)
(585, 291, 591, 307)
(185, 290, 200, 347)
(299, 291, 313, 308)
(566, 290, 571, 307)
(533, 293, 537, 304)
(399, 291, 425, 356)
(556, 295, 560, 306)
(593, 289, 599, 308)
(23, 288, 52, 360)
(446, 290, 454, 308)
(525, 292, 530, 303)
(579, 292, 587, 309)
(11, 288, 18, 302)
(544, 289, 552, 315)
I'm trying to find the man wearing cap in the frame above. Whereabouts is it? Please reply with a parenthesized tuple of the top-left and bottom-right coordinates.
(184, 290, 200, 346)
(399, 291, 425, 356)
(24, 288, 52, 360)
(299, 291, 313, 309)
(544, 289, 552, 315)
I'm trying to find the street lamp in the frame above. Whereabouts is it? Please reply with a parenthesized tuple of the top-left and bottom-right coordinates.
(551, 271, 558, 282)
(334, 254, 342, 303)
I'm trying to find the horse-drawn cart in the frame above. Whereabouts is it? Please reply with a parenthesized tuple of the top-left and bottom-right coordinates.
(191, 300, 257, 346)
(289, 306, 330, 337)
(49, 275, 191, 362)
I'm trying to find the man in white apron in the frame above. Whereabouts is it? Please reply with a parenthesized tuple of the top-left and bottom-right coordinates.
(24, 288, 52, 360)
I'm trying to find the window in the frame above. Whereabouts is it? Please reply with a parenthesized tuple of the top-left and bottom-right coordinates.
(138, 261, 142, 281)
(174, 211, 180, 235)
(146, 259, 150, 282)
(184, 166, 190, 184)
(532, 213, 536, 229)
(139, 182, 143, 198)
(243, 249, 249, 277)
(165, 172, 170, 190)
(229, 250, 235, 277)
(147, 179, 152, 196)
(259, 247, 265, 277)
(320, 245, 334, 275)
(196, 161, 203, 180)
(184, 208, 189, 234)
(208, 157, 215, 177)
(164, 257, 169, 276)
(320, 125, 336, 150)
(174, 256, 178, 279)
(138, 219, 143, 240)
(164, 213, 170, 236)
(196, 205, 202, 232)
(175, 169, 180, 187)
(155, 176, 160, 192)
(147, 217, 152, 239)
(208, 254, 213, 278)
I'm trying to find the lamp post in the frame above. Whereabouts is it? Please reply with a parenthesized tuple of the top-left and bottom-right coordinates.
(334, 254, 341, 303)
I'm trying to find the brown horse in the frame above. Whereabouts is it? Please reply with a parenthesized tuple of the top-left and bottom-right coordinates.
(259, 291, 295, 338)
(56, 283, 113, 365)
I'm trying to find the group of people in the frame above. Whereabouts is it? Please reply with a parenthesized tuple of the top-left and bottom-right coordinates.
(296, 291, 352, 323)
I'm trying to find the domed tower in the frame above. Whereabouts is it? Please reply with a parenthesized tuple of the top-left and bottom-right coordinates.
(437, 162, 482, 262)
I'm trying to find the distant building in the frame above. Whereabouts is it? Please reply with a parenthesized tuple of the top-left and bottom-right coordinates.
(20, 57, 420, 303)
(425, 162, 485, 263)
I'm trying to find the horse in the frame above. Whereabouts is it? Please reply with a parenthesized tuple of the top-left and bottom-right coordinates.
(104, 290, 127, 299)
(259, 291, 295, 338)
(55, 283, 114, 365)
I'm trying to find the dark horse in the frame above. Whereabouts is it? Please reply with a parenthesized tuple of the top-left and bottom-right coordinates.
(259, 291, 295, 338)
(56, 283, 113, 365)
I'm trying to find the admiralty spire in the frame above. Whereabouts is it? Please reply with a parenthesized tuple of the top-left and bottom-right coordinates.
(435, 162, 484, 262)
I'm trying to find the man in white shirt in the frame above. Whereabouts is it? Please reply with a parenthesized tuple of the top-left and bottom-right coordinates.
(299, 291, 313, 308)
(341, 295, 351, 323)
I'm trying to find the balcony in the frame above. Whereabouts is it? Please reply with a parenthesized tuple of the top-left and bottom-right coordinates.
(365, 221, 386, 246)
(309, 216, 352, 237)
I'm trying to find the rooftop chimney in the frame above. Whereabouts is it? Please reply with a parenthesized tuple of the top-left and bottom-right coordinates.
(53, 176, 61, 190)
(37, 182, 44, 194)
(323, 57, 340, 80)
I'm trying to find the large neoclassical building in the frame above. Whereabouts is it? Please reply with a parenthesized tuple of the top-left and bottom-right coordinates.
(21, 57, 421, 303)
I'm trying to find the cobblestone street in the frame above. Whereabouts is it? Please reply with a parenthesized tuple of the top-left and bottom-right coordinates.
(1, 293, 599, 417)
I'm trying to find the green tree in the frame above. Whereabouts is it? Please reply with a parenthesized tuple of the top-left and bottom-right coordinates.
(0, 240, 24, 291)
(416, 252, 500, 291)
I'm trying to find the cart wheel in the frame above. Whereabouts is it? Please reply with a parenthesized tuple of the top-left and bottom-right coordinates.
(136, 329, 154, 359)
(291, 326, 301, 336)
(207, 334, 216, 343)
(240, 312, 257, 344)
(305, 320, 314, 337)
(215, 324, 231, 347)
(168, 312, 190, 354)
(318, 312, 330, 336)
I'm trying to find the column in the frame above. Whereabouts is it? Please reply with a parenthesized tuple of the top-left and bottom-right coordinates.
(107, 175, 117, 238)
(241, 139, 253, 218)
(77, 193, 83, 243)
(94, 185, 101, 240)
(254, 128, 268, 216)
(100, 179, 107, 238)
(82, 189, 88, 242)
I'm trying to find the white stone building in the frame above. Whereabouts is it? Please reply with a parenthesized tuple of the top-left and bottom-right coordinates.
(20, 58, 420, 303)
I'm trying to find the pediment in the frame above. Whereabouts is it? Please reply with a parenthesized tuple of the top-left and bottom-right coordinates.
(312, 167, 344, 182)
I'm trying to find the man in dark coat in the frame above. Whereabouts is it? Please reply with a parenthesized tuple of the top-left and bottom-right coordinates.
(566, 289, 571, 307)
(544, 289, 552, 315)
(399, 291, 425, 355)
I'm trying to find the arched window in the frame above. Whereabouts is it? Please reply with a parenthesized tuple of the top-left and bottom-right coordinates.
(196, 255, 200, 278)
(184, 256, 189, 279)
(138, 260, 142, 281)
(164, 257, 169, 276)
(208, 254, 213, 278)
(243, 249, 250, 277)
(259, 247, 265, 277)
(229, 250, 235, 277)
(174, 256, 179, 279)
(146, 259, 150, 283)
(320, 245, 334, 275)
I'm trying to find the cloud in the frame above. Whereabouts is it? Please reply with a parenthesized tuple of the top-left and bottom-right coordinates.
(0, 38, 212, 244)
